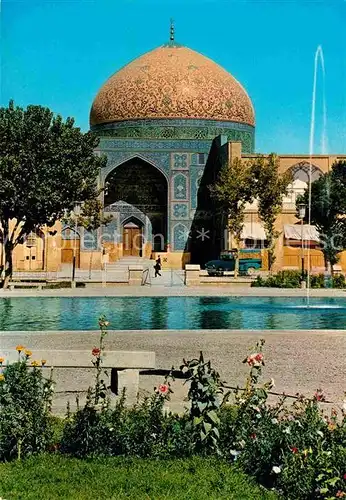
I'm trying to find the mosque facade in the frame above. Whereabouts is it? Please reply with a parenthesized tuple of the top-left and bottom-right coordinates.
(8, 31, 346, 273)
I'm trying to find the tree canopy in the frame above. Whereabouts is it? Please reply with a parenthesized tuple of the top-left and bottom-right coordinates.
(251, 154, 291, 269)
(297, 160, 346, 270)
(0, 101, 106, 286)
(209, 153, 289, 273)
(209, 157, 254, 275)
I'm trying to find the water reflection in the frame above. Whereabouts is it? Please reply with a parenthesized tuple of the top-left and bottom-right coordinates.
(0, 296, 346, 331)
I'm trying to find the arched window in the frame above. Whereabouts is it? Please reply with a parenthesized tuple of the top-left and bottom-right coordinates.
(283, 162, 323, 205)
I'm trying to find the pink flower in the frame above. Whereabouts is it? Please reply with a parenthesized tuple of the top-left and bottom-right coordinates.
(158, 384, 169, 394)
(247, 352, 264, 366)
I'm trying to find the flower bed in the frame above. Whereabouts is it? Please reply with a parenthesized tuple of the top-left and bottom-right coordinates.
(0, 318, 345, 499)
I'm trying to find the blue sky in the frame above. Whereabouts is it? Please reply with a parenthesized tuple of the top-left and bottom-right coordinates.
(1, 0, 346, 154)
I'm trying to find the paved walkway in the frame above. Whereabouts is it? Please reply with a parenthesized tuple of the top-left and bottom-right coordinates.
(1, 329, 345, 413)
(1, 284, 346, 297)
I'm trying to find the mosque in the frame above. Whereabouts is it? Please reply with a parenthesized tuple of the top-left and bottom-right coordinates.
(9, 27, 346, 273)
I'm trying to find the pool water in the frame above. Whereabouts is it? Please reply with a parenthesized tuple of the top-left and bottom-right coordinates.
(0, 296, 346, 331)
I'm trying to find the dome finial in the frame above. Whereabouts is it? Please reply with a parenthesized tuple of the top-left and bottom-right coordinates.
(169, 18, 175, 44)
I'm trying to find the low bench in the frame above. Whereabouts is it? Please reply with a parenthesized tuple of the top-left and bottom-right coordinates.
(9, 282, 47, 291)
(1, 349, 156, 411)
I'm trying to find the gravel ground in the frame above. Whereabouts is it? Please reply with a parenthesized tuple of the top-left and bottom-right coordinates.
(1, 329, 345, 413)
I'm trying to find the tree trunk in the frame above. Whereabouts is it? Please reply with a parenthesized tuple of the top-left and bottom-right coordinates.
(88, 251, 93, 280)
(2, 239, 14, 289)
(234, 237, 240, 278)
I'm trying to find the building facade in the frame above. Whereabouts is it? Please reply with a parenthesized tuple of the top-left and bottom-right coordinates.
(7, 34, 346, 273)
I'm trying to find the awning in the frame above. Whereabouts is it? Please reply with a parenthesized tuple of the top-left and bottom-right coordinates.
(241, 222, 266, 240)
(284, 224, 320, 242)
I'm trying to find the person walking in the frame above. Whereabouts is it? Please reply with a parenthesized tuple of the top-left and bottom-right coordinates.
(154, 255, 162, 277)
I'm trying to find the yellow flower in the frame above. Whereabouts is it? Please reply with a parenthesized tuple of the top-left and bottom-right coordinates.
(0, 374, 5, 382)
(0, 357, 4, 364)
(31, 360, 39, 367)
(16, 345, 24, 352)
(41, 359, 47, 366)
(302, 447, 313, 457)
(24, 349, 32, 358)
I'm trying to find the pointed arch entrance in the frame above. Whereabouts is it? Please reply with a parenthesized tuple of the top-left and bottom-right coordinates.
(104, 157, 168, 254)
(122, 217, 143, 257)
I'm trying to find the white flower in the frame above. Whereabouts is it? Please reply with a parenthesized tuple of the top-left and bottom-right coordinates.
(271, 418, 278, 424)
(239, 440, 246, 449)
(272, 466, 281, 474)
(230, 450, 241, 461)
(283, 427, 291, 435)
(316, 430, 324, 438)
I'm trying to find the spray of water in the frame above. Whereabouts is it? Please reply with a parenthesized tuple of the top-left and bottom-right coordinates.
(307, 45, 327, 306)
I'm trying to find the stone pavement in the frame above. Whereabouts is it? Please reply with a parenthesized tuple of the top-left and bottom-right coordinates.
(2, 284, 346, 297)
(1, 329, 345, 414)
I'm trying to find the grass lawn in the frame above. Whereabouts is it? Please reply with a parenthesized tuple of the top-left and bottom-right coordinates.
(0, 455, 277, 500)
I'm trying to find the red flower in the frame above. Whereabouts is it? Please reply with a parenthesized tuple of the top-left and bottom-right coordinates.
(158, 384, 169, 394)
(290, 447, 299, 454)
(250, 433, 257, 440)
(247, 353, 264, 366)
(343, 473, 346, 480)
(314, 390, 325, 402)
(92, 347, 101, 357)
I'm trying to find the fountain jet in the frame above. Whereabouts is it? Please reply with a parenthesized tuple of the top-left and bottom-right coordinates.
(307, 45, 328, 305)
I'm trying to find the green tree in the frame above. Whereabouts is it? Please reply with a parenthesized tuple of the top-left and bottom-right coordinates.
(297, 161, 346, 272)
(209, 157, 254, 277)
(0, 101, 106, 288)
(252, 154, 291, 270)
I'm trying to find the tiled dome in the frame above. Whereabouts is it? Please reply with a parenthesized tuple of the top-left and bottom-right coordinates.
(90, 45, 255, 127)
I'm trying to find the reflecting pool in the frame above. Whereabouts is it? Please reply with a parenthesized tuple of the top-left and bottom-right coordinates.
(0, 296, 346, 331)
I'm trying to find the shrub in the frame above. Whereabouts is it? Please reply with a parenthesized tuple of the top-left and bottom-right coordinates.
(252, 270, 346, 289)
(252, 270, 302, 288)
(180, 351, 229, 454)
(0, 349, 54, 460)
(332, 273, 346, 289)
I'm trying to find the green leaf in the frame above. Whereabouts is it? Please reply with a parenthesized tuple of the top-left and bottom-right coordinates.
(200, 430, 207, 441)
(203, 422, 212, 434)
(327, 477, 339, 487)
(207, 410, 220, 424)
(198, 401, 207, 412)
(213, 427, 220, 438)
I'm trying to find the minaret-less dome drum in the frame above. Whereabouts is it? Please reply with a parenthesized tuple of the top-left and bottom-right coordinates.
(90, 45, 255, 127)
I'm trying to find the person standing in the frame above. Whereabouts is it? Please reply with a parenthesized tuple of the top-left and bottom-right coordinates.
(154, 255, 162, 277)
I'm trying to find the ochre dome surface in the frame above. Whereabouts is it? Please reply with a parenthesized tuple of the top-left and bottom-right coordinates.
(90, 45, 255, 127)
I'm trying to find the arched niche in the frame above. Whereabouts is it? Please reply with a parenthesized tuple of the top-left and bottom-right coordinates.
(104, 157, 168, 251)
(283, 161, 323, 204)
